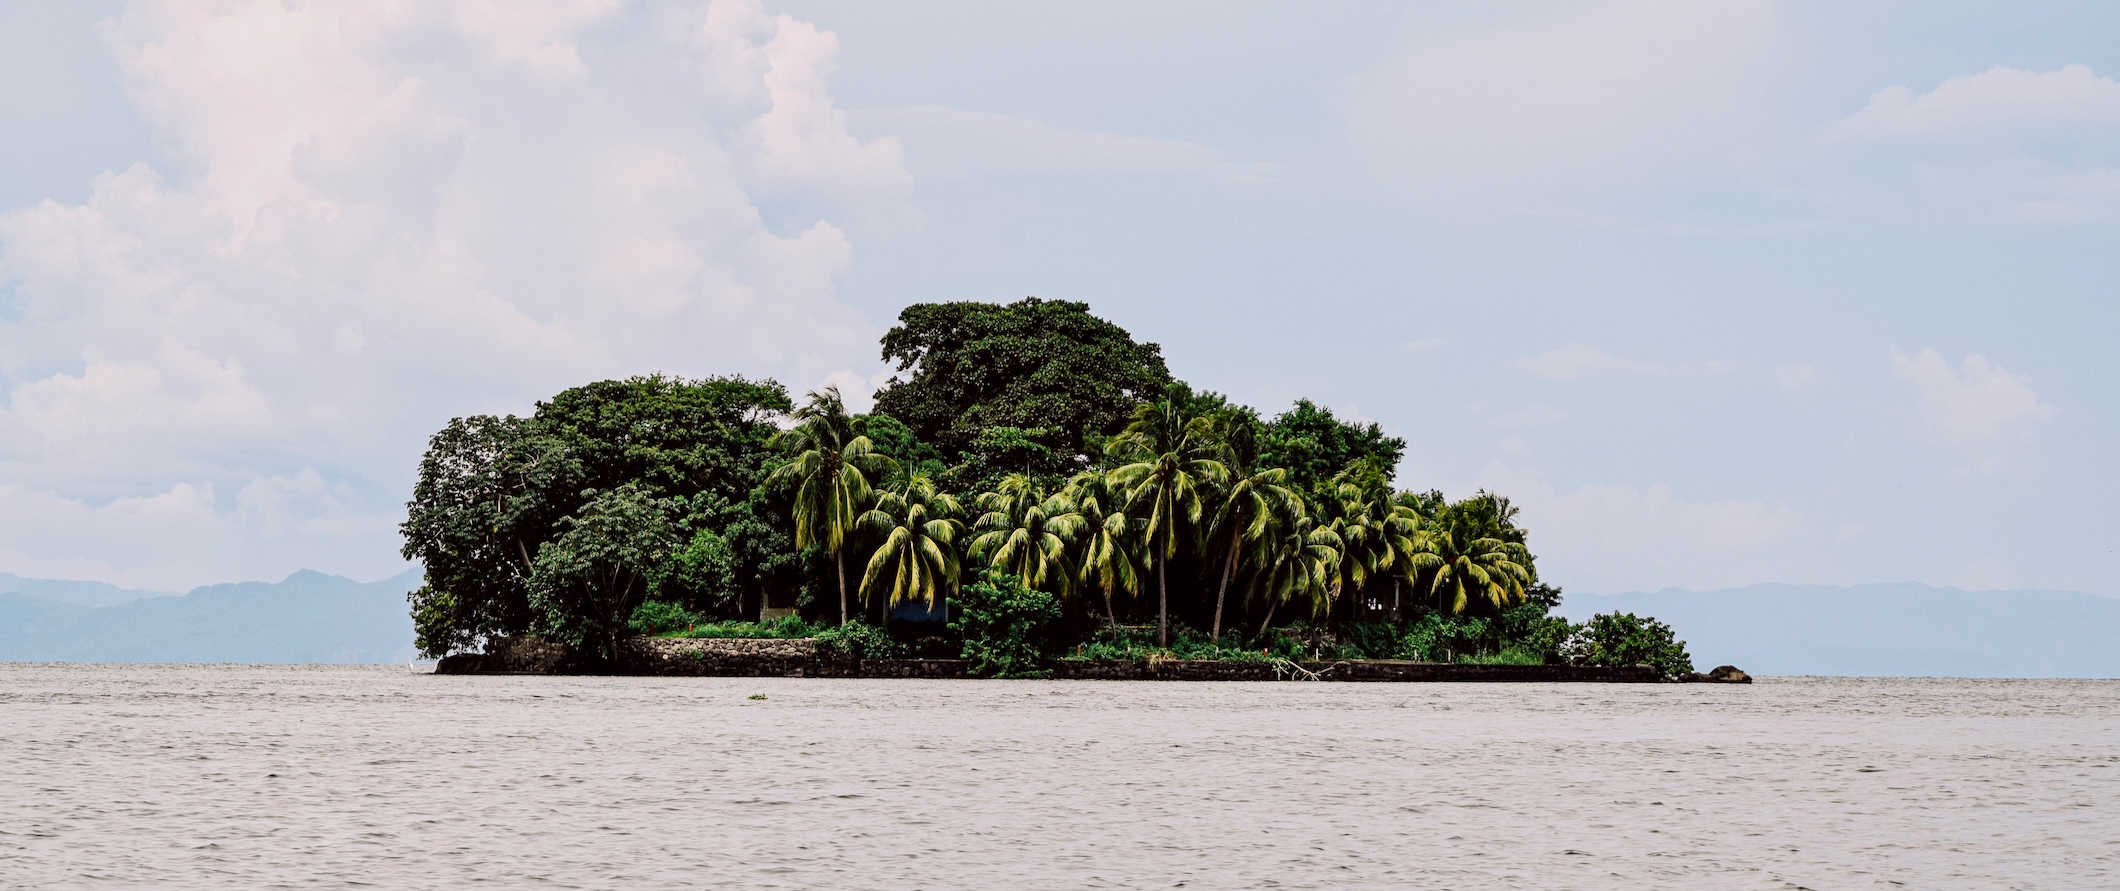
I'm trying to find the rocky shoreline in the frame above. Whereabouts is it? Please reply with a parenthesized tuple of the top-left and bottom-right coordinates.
(433, 637, 1750, 683)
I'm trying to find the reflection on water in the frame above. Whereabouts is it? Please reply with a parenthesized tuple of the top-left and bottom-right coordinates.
(2, 664, 2115, 888)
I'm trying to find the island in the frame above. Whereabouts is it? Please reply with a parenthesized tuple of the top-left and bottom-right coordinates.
(408, 299, 1732, 683)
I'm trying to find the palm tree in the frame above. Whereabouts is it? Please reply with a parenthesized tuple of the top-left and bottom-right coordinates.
(1204, 413, 1299, 639)
(1061, 470, 1142, 632)
(1251, 508, 1342, 636)
(1409, 527, 1532, 615)
(968, 474, 1077, 596)
(1329, 459, 1427, 621)
(763, 386, 899, 625)
(1107, 385, 1228, 646)
(854, 474, 965, 616)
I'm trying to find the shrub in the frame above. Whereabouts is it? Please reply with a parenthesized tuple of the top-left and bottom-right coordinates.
(949, 573, 1061, 678)
(813, 621, 907, 661)
(1566, 612, 1694, 680)
(1393, 613, 1491, 662)
(627, 600, 705, 636)
(1455, 647, 1546, 666)
(669, 615, 816, 639)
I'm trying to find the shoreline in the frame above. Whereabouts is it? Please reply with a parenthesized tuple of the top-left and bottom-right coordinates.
(432, 636, 1734, 682)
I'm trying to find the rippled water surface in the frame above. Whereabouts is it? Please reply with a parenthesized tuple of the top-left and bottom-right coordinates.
(2, 665, 2115, 889)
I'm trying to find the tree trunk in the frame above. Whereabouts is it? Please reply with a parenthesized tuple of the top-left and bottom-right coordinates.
(1103, 584, 1119, 633)
(1256, 596, 1279, 638)
(835, 549, 849, 626)
(1157, 557, 1169, 647)
(1211, 527, 1239, 641)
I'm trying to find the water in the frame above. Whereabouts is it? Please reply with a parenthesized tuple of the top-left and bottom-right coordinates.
(2, 665, 2114, 889)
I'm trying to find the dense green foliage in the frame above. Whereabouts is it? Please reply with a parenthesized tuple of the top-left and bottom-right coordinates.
(401, 375, 792, 658)
(401, 301, 1697, 676)
(1567, 612, 1696, 680)
(874, 298, 1173, 461)
(949, 573, 1062, 678)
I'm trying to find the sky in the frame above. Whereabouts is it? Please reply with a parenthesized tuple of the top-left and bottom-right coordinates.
(0, 0, 2113, 596)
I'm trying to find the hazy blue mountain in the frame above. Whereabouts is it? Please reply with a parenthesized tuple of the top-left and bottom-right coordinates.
(0, 573, 171, 608)
(1561, 583, 2120, 678)
(0, 569, 422, 664)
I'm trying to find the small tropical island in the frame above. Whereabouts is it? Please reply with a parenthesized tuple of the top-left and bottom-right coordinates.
(409, 298, 1735, 683)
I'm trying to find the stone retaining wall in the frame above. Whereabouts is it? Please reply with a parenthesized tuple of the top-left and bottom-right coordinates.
(436, 639, 1665, 682)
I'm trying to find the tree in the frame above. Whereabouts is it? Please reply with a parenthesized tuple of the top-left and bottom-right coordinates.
(1203, 411, 1300, 639)
(945, 424, 1077, 494)
(1328, 458, 1428, 621)
(855, 474, 966, 614)
(968, 474, 1078, 597)
(764, 386, 900, 625)
(527, 484, 680, 666)
(1410, 526, 1532, 615)
(1107, 384, 1229, 645)
(1061, 470, 1142, 632)
(400, 375, 791, 655)
(1259, 399, 1406, 497)
(401, 414, 578, 656)
(1252, 510, 1342, 635)
(874, 298, 1174, 460)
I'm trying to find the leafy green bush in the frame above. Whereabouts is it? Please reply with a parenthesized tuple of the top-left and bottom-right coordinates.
(813, 621, 907, 661)
(628, 600, 705, 636)
(668, 615, 816, 639)
(1566, 612, 1694, 680)
(1393, 613, 1491, 662)
(1062, 625, 1281, 663)
(949, 573, 1061, 678)
(1455, 647, 1546, 666)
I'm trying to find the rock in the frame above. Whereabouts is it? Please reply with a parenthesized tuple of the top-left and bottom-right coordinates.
(1704, 664, 1752, 684)
(433, 653, 484, 674)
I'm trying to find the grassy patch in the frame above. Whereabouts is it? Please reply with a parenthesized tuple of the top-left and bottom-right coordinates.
(655, 615, 816, 640)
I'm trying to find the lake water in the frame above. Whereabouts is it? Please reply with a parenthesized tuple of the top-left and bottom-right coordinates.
(2, 665, 2114, 889)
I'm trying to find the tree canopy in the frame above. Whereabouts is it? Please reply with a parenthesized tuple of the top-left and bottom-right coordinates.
(873, 298, 1174, 461)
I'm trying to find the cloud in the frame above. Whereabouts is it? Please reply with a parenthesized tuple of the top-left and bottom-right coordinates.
(1822, 64, 2120, 224)
(1463, 465, 1807, 594)
(1890, 347, 2054, 443)
(1774, 363, 1823, 392)
(0, 0, 910, 587)
(1403, 336, 1446, 353)
(1832, 64, 2120, 142)
(1513, 345, 1662, 381)
(849, 105, 1273, 184)
(1348, 0, 1774, 187)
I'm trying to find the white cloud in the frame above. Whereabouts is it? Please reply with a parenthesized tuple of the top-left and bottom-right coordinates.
(1514, 345, 1662, 381)
(1348, 0, 1774, 186)
(1822, 64, 2120, 224)
(1774, 363, 1823, 392)
(1890, 347, 2054, 443)
(0, 0, 909, 588)
(850, 106, 1274, 184)
(1465, 465, 1807, 594)
(1403, 336, 1446, 353)
(1832, 64, 2120, 142)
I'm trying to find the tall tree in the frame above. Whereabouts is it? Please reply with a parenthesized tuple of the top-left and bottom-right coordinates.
(1252, 510, 1342, 636)
(968, 474, 1078, 597)
(1329, 458, 1428, 621)
(1107, 384, 1229, 645)
(1062, 470, 1143, 632)
(1410, 528, 1532, 615)
(1259, 399, 1407, 497)
(1204, 411, 1300, 639)
(855, 475, 965, 614)
(874, 298, 1175, 460)
(764, 387, 900, 625)
(526, 484, 679, 666)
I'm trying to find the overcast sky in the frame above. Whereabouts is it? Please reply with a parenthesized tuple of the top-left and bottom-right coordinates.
(1, 0, 2113, 596)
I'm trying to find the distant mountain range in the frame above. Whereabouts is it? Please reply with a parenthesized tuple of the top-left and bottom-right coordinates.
(1561, 583, 2120, 678)
(6, 571, 2116, 676)
(0, 570, 422, 664)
